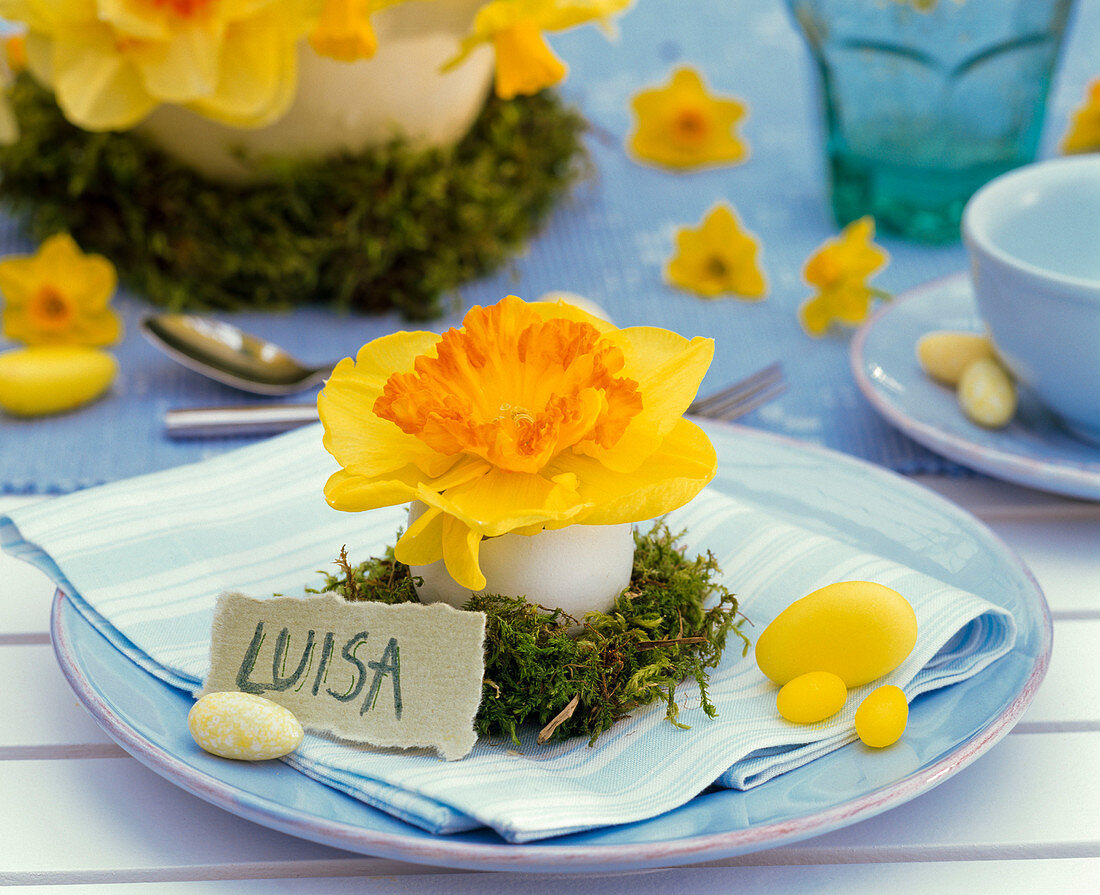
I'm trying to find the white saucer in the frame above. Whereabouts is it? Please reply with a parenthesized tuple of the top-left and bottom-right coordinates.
(851, 273, 1100, 501)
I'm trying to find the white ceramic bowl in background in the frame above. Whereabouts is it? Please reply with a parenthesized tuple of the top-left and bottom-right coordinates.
(962, 155, 1100, 444)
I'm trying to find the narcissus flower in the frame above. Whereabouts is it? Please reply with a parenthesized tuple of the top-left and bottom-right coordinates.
(798, 217, 890, 337)
(0, 234, 122, 347)
(665, 203, 767, 300)
(320, 295, 716, 590)
(309, 0, 408, 62)
(0, 0, 318, 131)
(445, 0, 632, 100)
(628, 67, 748, 170)
(1061, 78, 1100, 155)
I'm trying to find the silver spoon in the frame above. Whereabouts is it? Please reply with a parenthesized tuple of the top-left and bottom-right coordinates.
(140, 314, 336, 396)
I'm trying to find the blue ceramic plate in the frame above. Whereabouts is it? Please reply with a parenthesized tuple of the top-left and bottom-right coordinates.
(852, 273, 1100, 500)
(51, 422, 1051, 873)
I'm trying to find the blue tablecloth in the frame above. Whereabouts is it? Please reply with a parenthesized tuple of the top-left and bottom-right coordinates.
(1, 0, 1096, 493)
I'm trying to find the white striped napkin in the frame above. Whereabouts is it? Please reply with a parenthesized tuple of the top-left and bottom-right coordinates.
(1, 423, 1016, 842)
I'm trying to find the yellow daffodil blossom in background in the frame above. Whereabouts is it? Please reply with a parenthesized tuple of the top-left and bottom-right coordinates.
(320, 294, 716, 591)
(665, 203, 767, 300)
(628, 67, 748, 170)
(1060, 78, 1100, 154)
(0, 0, 320, 131)
(308, 0, 410, 62)
(0, 234, 122, 347)
(444, 0, 633, 100)
(798, 217, 890, 337)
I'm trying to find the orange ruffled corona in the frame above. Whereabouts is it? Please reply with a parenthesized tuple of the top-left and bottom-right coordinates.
(320, 295, 716, 591)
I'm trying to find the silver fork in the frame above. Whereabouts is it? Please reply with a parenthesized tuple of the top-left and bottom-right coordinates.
(164, 362, 786, 438)
(688, 361, 786, 421)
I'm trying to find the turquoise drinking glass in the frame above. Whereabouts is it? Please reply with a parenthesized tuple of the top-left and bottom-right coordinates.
(787, 0, 1075, 243)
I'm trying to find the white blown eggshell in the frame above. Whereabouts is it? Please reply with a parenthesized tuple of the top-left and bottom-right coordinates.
(408, 505, 635, 617)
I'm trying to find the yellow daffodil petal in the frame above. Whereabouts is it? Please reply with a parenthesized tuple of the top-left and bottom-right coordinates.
(309, 0, 378, 61)
(1061, 78, 1100, 154)
(492, 20, 567, 99)
(550, 417, 716, 525)
(526, 297, 614, 333)
(97, 0, 173, 41)
(323, 467, 419, 511)
(804, 216, 887, 288)
(187, 12, 297, 127)
(128, 21, 223, 103)
(443, 0, 631, 84)
(319, 331, 450, 478)
(628, 67, 749, 170)
(394, 504, 446, 566)
(421, 466, 586, 537)
(575, 330, 713, 473)
(665, 203, 767, 299)
(50, 28, 158, 130)
(440, 514, 486, 591)
(798, 294, 832, 338)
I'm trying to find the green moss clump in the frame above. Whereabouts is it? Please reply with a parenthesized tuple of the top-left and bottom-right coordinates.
(316, 524, 748, 746)
(0, 76, 588, 320)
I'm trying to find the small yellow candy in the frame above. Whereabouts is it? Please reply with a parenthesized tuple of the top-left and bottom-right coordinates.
(854, 684, 908, 748)
(916, 331, 995, 386)
(957, 357, 1017, 429)
(755, 581, 918, 688)
(188, 692, 304, 761)
(0, 346, 117, 416)
(776, 671, 847, 723)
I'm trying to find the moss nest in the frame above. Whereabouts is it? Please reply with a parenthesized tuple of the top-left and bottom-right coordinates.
(315, 523, 748, 747)
(0, 77, 588, 320)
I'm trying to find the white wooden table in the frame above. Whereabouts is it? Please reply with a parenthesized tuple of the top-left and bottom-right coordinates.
(1, 476, 1097, 893)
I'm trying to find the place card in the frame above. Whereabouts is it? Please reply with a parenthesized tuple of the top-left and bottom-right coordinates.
(203, 592, 486, 760)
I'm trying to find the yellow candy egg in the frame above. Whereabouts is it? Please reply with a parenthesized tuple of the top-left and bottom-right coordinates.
(776, 670, 847, 723)
(854, 684, 909, 748)
(188, 692, 304, 761)
(755, 581, 917, 687)
(0, 346, 117, 416)
(915, 331, 995, 386)
(957, 357, 1017, 429)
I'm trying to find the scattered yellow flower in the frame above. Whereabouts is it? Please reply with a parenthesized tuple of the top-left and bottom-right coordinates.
(628, 67, 748, 170)
(798, 217, 890, 337)
(0, 0, 318, 131)
(1061, 78, 1100, 155)
(0, 234, 122, 347)
(665, 203, 767, 300)
(320, 294, 716, 591)
(445, 0, 632, 100)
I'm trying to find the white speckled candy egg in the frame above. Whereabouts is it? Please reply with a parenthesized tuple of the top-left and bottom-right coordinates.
(188, 692, 303, 761)
(957, 357, 1018, 429)
(915, 331, 995, 386)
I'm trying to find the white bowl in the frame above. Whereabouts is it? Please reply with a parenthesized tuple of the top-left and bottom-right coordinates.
(962, 155, 1100, 444)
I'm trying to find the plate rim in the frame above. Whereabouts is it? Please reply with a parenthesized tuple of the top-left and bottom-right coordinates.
(851, 272, 1100, 500)
(49, 421, 1053, 873)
